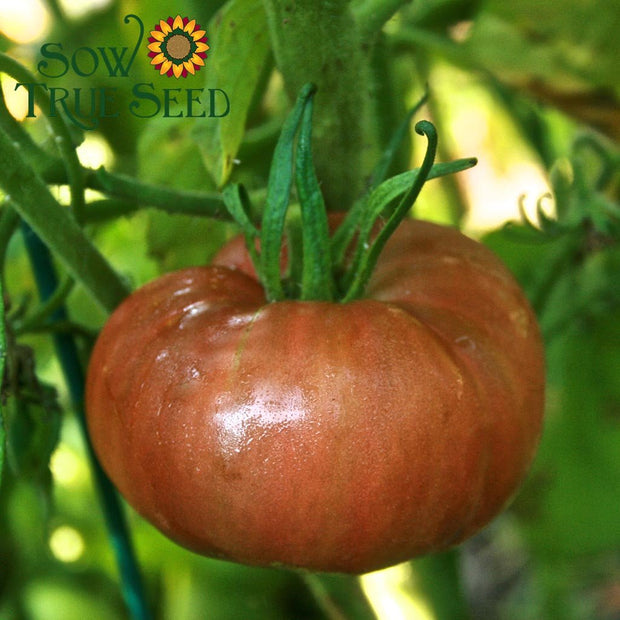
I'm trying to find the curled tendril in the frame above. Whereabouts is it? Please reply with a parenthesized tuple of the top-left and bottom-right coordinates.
(503, 193, 568, 243)
(517, 193, 563, 233)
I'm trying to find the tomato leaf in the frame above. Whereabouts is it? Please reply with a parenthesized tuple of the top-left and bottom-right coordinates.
(518, 312, 620, 556)
(134, 116, 230, 273)
(6, 388, 61, 481)
(331, 157, 477, 268)
(295, 90, 336, 301)
(369, 89, 428, 189)
(222, 184, 261, 271)
(193, 0, 273, 186)
(342, 120, 438, 301)
(259, 84, 315, 301)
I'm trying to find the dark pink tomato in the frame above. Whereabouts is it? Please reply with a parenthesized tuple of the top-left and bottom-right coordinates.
(85, 218, 545, 574)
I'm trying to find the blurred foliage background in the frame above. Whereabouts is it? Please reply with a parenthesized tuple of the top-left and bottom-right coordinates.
(0, 0, 618, 618)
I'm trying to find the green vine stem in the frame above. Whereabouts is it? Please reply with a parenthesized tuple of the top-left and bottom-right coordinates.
(0, 55, 232, 226)
(0, 133, 129, 313)
(21, 224, 152, 620)
(352, 0, 412, 39)
(0, 53, 86, 224)
(262, 0, 375, 209)
(41, 164, 233, 222)
(92, 168, 230, 220)
(13, 275, 74, 335)
(0, 203, 20, 270)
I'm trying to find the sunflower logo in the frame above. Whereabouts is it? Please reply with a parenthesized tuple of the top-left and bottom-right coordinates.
(148, 16, 209, 78)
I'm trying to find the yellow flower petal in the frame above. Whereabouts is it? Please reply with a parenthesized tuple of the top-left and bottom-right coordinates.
(160, 60, 172, 75)
(190, 54, 205, 67)
(150, 53, 165, 66)
(150, 30, 165, 42)
(183, 60, 196, 75)
(159, 20, 171, 34)
(173, 63, 184, 78)
(147, 42, 162, 53)
(191, 30, 206, 41)
(195, 42, 209, 53)
(173, 15, 184, 30)
(184, 19, 196, 33)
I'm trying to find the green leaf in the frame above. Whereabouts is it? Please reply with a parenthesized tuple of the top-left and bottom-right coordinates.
(368, 90, 428, 190)
(145, 211, 229, 273)
(259, 83, 315, 301)
(331, 157, 477, 270)
(194, 0, 272, 186)
(485, 220, 620, 557)
(517, 312, 620, 557)
(6, 387, 61, 481)
(295, 91, 335, 301)
(136, 115, 231, 273)
(342, 121, 439, 302)
(476, 0, 620, 90)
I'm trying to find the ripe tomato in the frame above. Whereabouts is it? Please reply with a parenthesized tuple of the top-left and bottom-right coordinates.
(85, 218, 544, 574)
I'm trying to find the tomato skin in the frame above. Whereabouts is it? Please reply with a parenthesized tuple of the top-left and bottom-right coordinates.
(86, 219, 544, 574)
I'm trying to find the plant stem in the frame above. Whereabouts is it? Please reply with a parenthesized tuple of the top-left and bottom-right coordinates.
(13, 275, 74, 335)
(0, 129, 129, 313)
(352, 0, 411, 39)
(21, 224, 152, 620)
(0, 204, 19, 270)
(261, 0, 375, 210)
(93, 168, 230, 220)
(40, 163, 234, 222)
(300, 573, 377, 620)
(0, 54, 85, 224)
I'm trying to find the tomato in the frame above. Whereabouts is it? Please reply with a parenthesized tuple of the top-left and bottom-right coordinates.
(85, 218, 545, 574)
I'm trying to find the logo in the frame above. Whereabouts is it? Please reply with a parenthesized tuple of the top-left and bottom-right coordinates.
(148, 16, 209, 79)
(14, 14, 228, 130)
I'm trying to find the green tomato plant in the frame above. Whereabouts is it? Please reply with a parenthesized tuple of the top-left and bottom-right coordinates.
(0, 1, 618, 619)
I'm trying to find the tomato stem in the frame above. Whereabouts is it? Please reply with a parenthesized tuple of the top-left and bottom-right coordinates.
(221, 86, 475, 303)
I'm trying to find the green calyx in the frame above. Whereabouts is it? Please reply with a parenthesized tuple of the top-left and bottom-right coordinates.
(222, 83, 477, 303)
